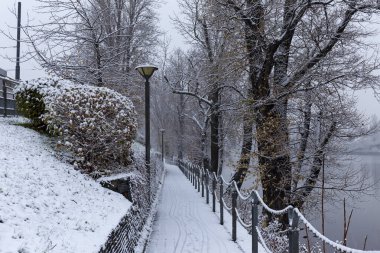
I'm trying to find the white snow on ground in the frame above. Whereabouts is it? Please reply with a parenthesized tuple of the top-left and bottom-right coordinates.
(0, 117, 131, 253)
(146, 164, 264, 253)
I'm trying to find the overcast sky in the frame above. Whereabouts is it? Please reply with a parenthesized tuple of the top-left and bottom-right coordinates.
(0, 0, 379, 118)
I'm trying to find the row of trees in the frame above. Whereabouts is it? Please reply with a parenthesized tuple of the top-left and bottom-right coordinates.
(12, 0, 380, 220)
(158, 0, 380, 217)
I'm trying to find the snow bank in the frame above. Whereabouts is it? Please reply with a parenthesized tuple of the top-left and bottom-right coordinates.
(0, 117, 131, 253)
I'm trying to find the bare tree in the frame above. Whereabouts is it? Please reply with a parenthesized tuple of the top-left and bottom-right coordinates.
(18, 0, 159, 89)
(171, 0, 246, 174)
(217, 0, 380, 217)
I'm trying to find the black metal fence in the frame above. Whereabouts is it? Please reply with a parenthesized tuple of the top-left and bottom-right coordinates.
(98, 152, 165, 253)
(0, 78, 17, 117)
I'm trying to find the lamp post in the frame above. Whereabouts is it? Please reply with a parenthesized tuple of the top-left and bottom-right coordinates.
(160, 129, 165, 162)
(135, 64, 158, 202)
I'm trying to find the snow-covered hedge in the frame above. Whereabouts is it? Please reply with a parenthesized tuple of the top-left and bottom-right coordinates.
(15, 80, 52, 127)
(15, 78, 137, 174)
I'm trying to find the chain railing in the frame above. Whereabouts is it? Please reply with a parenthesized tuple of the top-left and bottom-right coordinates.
(177, 160, 380, 253)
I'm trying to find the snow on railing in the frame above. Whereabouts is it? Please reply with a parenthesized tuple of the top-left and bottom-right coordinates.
(256, 226, 274, 253)
(176, 159, 380, 253)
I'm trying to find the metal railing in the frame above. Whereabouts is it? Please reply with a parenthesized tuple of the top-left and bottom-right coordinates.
(177, 160, 380, 253)
(1, 78, 17, 117)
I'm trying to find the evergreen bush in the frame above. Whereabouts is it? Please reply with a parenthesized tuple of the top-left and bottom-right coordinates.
(16, 78, 137, 175)
(15, 87, 46, 127)
(43, 84, 137, 175)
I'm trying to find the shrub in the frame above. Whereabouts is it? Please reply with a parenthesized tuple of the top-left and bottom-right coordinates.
(16, 88, 44, 127)
(15, 78, 61, 128)
(42, 84, 137, 175)
(16, 78, 137, 175)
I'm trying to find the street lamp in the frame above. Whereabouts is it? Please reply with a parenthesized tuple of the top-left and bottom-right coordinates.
(135, 64, 158, 202)
(160, 129, 165, 162)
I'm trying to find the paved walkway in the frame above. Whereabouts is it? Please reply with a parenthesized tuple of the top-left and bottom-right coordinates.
(146, 164, 245, 253)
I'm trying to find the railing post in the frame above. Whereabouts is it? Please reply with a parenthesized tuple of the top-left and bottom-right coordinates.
(197, 167, 200, 192)
(212, 175, 216, 212)
(191, 164, 194, 184)
(288, 208, 299, 253)
(206, 173, 209, 204)
(201, 170, 204, 197)
(219, 177, 224, 225)
(193, 166, 196, 188)
(232, 189, 238, 242)
(251, 192, 259, 253)
(195, 166, 198, 190)
(3, 81, 7, 117)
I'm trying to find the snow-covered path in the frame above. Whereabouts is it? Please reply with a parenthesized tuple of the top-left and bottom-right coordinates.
(146, 164, 245, 253)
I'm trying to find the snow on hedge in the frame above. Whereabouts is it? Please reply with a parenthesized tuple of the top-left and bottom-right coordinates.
(0, 117, 131, 253)
(15, 77, 137, 175)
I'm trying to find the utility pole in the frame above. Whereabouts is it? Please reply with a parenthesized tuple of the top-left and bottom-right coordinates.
(15, 2, 21, 80)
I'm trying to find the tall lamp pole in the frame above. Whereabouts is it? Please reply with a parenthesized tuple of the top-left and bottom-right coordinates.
(160, 129, 165, 162)
(15, 2, 21, 80)
(135, 65, 158, 202)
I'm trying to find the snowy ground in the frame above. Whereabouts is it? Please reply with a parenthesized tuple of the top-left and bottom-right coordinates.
(146, 164, 264, 253)
(0, 117, 131, 253)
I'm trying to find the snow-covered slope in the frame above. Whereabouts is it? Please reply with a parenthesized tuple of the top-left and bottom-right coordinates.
(0, 117, 131, 253)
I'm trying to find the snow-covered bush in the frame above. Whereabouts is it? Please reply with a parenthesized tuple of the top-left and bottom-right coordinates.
(16, 78, 137, 174)
(15, 78, 61, 128)
(43, 85, 137, 173)
(259, 216, 289, 253)
(15, 83, 48, 127)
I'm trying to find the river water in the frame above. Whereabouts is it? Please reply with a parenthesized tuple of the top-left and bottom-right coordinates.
(308, 154, 380, 251)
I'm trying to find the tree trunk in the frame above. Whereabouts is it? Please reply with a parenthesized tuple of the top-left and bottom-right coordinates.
(232, 107, 253, 188)
(210, 98, 219, 174)
(178, 94, 185, 160)
(94, 41, 103, 87)
(256, 99, 292, 223)
(201, 131, 209, 170)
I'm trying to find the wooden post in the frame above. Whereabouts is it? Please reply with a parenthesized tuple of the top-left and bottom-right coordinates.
(252, 192, 259, 253)
(232, 189, 238, 242)
(219, 177, 224, 225)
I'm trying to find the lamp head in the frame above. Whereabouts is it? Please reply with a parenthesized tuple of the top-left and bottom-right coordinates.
(135, 64, 158, 80)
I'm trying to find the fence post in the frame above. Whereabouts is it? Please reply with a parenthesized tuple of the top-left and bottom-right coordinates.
(232, 189, 238, 242)
(191, 164, 194, 184)
(219, 177, 224, 225)
(288, 208, 299, 253)
(206, 173, 209, 204)
(212, 175, 216, 212)
(195, 166, 198, 190)
(2, 81, 7, 117)
(201, 170, 204, 197)
(197, 167, 200, 192)
(193, 166, 196, 188)
(251, 192, 259, 253)
(183, 162, 186, 178)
